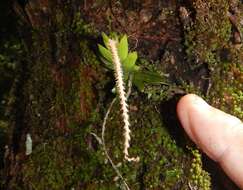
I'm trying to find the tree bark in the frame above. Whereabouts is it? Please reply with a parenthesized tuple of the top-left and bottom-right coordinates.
(2, 0, 242, 189)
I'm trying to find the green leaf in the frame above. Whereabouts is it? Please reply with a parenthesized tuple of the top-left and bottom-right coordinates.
(133, 77, 145, 91)
(98, 44, 112, 62)
(123, 72, 129, 82)
(101, 32, 110, 48)
(100, 57, 113, 70)
(123, 52, 138, 72)
(133, 71, 168, 90)
(118, 35, 128, 62)
(139, 71, 165, 84)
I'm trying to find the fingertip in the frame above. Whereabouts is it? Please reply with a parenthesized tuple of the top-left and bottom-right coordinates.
(176, 94, 202, 142)
(177, 94, 236, 160)
(177, 94, 207, 118)
(177, 94, 243, 188)
(177, 94, 198, 112)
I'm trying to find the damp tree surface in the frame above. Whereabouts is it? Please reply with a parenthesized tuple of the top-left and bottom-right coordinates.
(0, 0, 242, 190)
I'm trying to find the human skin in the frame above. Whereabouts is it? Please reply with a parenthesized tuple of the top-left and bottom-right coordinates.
(177, 94, 243, 189)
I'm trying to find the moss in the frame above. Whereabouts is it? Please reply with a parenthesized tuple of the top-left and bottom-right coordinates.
(0, 36, 26, 189)
(184, 0, 231, 68)
(180, 2, 242, 188)
(87, 97, 210, 189)
(5, 7, 215, 190)
(21, 127, 107, 190)
(72, 13, 99, 36)
(182, 0, 242, 121)
(209, 56, 243, 120)
(22, 139, 76, 190)
(0, 40, 23, 116)
(17, 49, 98, 190)
(12, 16, 108, 189)
(189, 149, 211, 190)
(3, 0, 243, 188)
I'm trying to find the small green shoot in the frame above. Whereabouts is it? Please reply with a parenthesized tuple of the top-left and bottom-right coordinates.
(98, 32, 167, 91)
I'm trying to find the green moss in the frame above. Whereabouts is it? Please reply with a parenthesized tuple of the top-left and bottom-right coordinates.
(88, 98, 210, 189)
(180, 2, 242, 188)
(184, 0, 231, 68)
(189, 149, 211, 190)
(4, 0, 242, 188)
(14, 18, 107, 189)
(209, 59, 243, 120)
(72, 13, 98, 36)
(182, 0, 242, 120)
(7, 11, 214, 190)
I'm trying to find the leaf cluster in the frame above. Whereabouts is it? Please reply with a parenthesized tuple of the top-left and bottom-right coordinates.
(98, 33, 166, 91)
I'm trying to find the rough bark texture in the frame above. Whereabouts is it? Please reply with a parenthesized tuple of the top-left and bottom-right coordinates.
(0, 0, 242, 189)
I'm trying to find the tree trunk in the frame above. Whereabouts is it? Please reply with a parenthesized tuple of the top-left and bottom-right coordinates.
(2, 0, 242, 189)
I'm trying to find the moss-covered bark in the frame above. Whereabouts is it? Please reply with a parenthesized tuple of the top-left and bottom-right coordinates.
(1, 0, 242, 189)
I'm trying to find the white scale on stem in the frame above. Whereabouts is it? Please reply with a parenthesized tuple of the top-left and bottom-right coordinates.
(108, 39, 139, 162)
